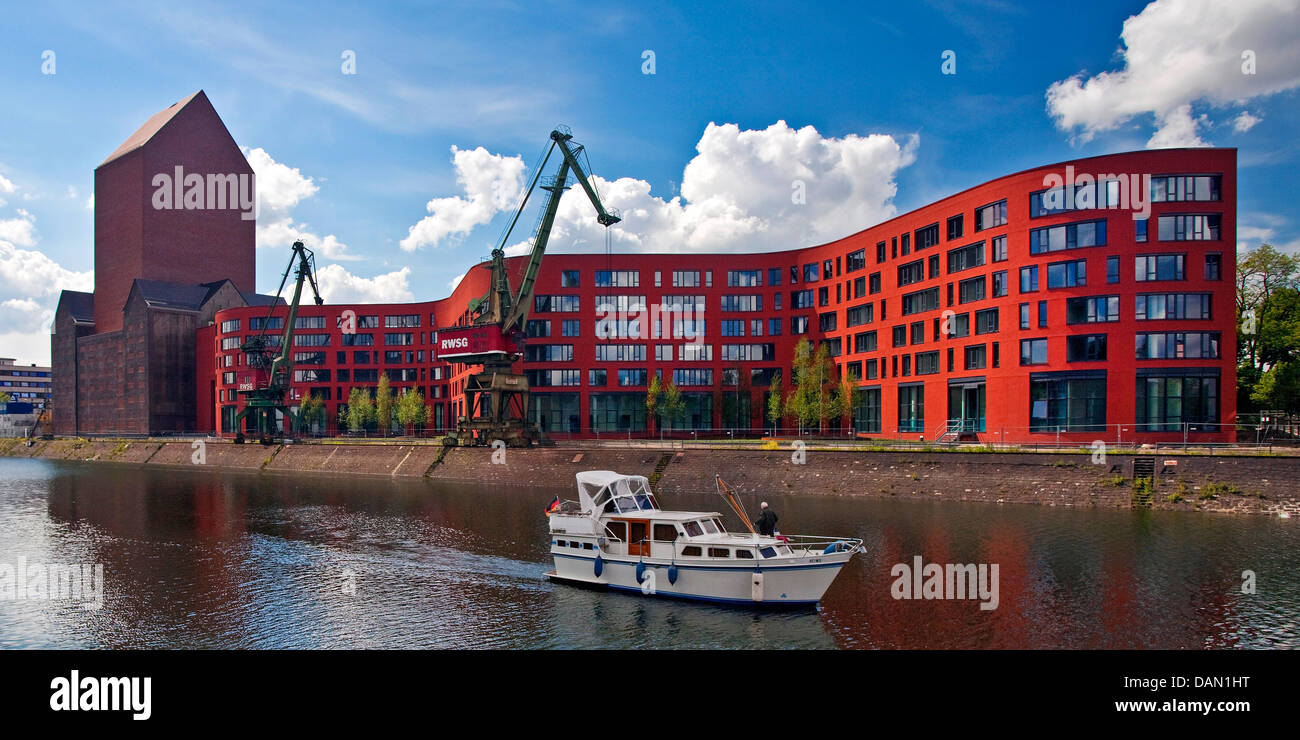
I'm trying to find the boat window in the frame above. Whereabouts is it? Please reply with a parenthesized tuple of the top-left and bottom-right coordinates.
(614, 496, 639, 513)
(682, 546, 702, 556)
(555, 540, 566, 547)
(735, 549, 754, 559)
(683, 521, 703, 537)
(760, 547, 778, 558)
(605, 521, 627, 541)
(570, 541, 583, 549)
(701, 520, 719, 535)
(707, 547, 731, 558)
(583, 542, 595, 550)
(652, 524, 678, 541)
(635, 494, 655, 510)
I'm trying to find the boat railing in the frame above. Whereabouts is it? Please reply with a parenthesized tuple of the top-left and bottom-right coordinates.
(772, 535, 865, 555)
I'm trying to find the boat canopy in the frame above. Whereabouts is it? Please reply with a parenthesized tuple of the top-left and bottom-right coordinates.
(575, 471, 659, 516)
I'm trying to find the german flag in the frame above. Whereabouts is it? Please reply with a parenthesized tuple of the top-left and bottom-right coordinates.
(544, 495, 561, 516)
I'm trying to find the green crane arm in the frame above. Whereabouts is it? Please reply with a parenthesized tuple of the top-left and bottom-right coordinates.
(268, 241, 324, 386)
(499, 129, 620, 333)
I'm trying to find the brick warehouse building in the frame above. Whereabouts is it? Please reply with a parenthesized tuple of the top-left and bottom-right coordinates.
(53, 91, 281, 435)
(204, 147, 1237, 444)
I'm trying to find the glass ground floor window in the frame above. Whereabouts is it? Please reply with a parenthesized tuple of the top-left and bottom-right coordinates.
(854, 386, 882, 433)
(947, 380, 986, 432)
(897, 383, 925, 433)
(590, 392, 647, 432)
(1029, 370, 1107, 432)
(1135, 368, 1219, 432)
(719, 391, 751, 429)
(529, 392, 581, 434)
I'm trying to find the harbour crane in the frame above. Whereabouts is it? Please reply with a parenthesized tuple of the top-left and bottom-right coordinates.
(437, 127, 620, 447)
(233, 240, 324, 445)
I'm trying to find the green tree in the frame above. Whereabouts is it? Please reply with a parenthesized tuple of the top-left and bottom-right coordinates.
(375, 373, 393, 436)
(645, 373, 662, 434)
(346, 387, 375, 433)
(766, 372, 784, 431)
(1237, 243, 1299, 368)
(0, 391, 11, 404)
(661, 381, 684, 431)
(395, 387, 428, 435)
(297, 394, 324, 434)
(335, 403, 350, 434)
(788, 339, 835, 433)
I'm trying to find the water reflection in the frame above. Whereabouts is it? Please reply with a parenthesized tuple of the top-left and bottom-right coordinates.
(0, 458, 1295, 649)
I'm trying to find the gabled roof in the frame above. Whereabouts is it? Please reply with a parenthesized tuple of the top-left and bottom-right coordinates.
(57, 290, 95, 324)
(241, 290, 286, 307)
(129, 279, 214, 312)
(98, 91, 205, 168)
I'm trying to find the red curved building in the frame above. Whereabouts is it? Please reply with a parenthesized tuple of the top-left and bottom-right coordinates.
(202, 147, 1237, 444)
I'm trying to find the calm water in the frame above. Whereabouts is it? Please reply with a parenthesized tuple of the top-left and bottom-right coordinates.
(0, 457, 1296, 649)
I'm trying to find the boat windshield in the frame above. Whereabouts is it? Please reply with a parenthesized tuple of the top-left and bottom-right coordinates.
(596, 477, 658, 513)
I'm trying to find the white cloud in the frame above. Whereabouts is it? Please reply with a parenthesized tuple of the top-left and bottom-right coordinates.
(400, 146, 527, 252)
(0, 173, 15, 208)
(447, 271, 466, 290)
(86, 193, 94, 211)
(1233, 110, 1262, 132)
(0, 210, 95, 364)
(423, 121, 917, 259)
(0, 210, 38, 247)
(1046, 0, 1300, 148)
(243, 146, 357, 262)
(314, 263, 413, 304)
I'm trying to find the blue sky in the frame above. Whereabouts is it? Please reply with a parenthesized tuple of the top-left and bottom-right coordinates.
(1, 0, 1298, 364)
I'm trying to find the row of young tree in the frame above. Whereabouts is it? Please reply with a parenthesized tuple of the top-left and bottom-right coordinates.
(295, 372, 435, 435)
(643, 338, 857, 434)
(1237, 243, 1300, 414)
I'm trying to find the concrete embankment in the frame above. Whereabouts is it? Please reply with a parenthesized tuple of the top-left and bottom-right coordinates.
(3, 437, 1298, 516)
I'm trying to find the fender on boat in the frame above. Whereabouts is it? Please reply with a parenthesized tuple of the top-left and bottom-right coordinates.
(593, 555, 603, 577)
(667, 564, 678, 585)
(636, 561, 647, 582)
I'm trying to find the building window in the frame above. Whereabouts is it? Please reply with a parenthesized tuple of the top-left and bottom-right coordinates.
(790, 316, 809, 334)
(854, 387, 882, 433)
(1135, 332, 1221, 359)
(992, 270, 1008, 298)
(1029, 219, 1107, 254)
(1065, 295, 1120, 324)
(672, 270, 700, 287)
(947, 242, 984, 273)
(1020, 265, 1039, 293)
(1204, 253, 1222, 281)
(720, 294, 762, 312)
(964, 344, 987, 370)
(846, 249, 866, 272)
(897, 259, 925, 287)
(1019, 302, 1030, 330)
(898, 384, 925, 433)
(1136, 369, 1219, 431)
(1151, 174, 1220, 202)
(915, 223, 940, 250)
(1107, 256, 1120, 284)
(384, 314, 421, 328)
(1047, 259, 1088, 288)
(727, 270, 763, 287)
(1135, 218, 1148, 243)
(595, 270, 639, 287)
(803, 263, 820, 283)
(902, 287, 940, 315)
(1020, 338, 1048, 365)
(948, 312, 970, 338)
(768, 267, 782, 286)
(1067, 334, 1107, 362)
(1135, 254, 1185, 281)
(992, 235, 1008, 262)
(869, 272, 882, 294)
(562, 319, 580, 337)
(525, 344, 574, 362)
(595, 344, 646, 362)
(1157, 214, 1221, 241)
(1135, 293, 1212, 321)
(915, 351, 939, 375)
(720, 319, 745, 337)
(975, 200, 1007, 231)
(958, 277, 986, 304)
(974, 308, 999, 335)
(946, 215, 964, 241)
(847, 303, 874, 327)
(1030, 371, 1107, 431)
(854, 330, 878, 353)
(561, 270, 580, 287)
(589, 369, 607, 386)
(534, 295, 580, 313)
(1038, 300, 1048, 328)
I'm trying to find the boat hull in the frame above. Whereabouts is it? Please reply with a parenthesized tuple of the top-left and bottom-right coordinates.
(547, 551, 851, 606)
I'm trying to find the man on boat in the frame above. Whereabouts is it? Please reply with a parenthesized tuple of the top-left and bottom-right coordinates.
(755, 502, 779, 536)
